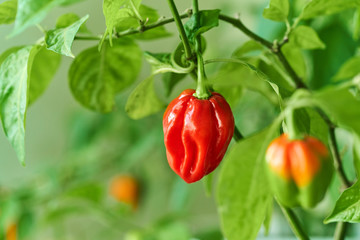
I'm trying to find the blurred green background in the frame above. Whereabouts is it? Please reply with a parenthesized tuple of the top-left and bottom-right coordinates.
(1, 0, 360, 239)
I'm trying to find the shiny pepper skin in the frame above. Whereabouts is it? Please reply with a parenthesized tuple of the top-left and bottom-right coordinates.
(163, 89, 235, 183)
(266, 134, 333, 208)
(109, 175, 139, 210)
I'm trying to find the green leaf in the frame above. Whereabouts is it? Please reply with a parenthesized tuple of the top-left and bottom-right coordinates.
(162, 72, 186, 97)
(64, 182, 104, 204)
(290, 25, 325, 50)
(55, 13, 90, 33)
(0, 46, 23, 66)
(102, 0, 142, 45)
(332, 56, 360, 81)
(125, 76, 165, 120)
(263, 0, 289, 22)
(184, 9, 220, 42)
(0, 45, 39, 164)
(29, 46, 61, 105)
(216, 124, 279, 240)
(0, 0, 17, 25)
(45, 15, 89, 58)
(314, 87, 360, 135)
(325, 180, 360, 223)
(281, 42, 306, 79)
(11, 0, 68, 36)
(353, 133, 360, 176)
(353, 8, 360, 40)
(301, 0, 360, 19)
(69, 39, 142, 113)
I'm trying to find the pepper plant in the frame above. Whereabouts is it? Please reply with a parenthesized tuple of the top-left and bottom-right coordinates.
(1, 0, 360, 239)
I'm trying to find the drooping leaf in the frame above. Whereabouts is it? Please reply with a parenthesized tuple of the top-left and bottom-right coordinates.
(332, 56, 360, 81)
(11, 0, 83, 36)
(125, 76, 165, 120)
(0, 45, 39, 164)
(263, 0, 289, 22)
(301, 0, 360, 19)
(216, 125, 279, 240)
(290, 25, 326, 50)
(45, 15, 89, 58)
(55, 13, 90, 33)
(69, 39, 142, 113)
(102, 0, 142, 45)
(29, 46, 61, 105)
(325, 180, 360, 223)
(0, 0, 17, 25)
(184, 9, 220, 42)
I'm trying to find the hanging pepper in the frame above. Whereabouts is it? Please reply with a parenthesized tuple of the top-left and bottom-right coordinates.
(163, 89, 234, 183)
(109, 175, 139, 210)
(265, 134, 333, 208)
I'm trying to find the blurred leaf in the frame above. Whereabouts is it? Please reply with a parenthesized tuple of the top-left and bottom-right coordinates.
(208, 59, 278, 106)
(202, 172, 214, 197)
(325, 180, 360, 223)
(65, 182, 104, 204)
(0, 0, 17, 25)
(184, 10, 220, 42)
(156, 222, 191, 240)
(263, 0, 289, 22)
(125, 76, 165, 120)
(69, 39, 141, 113)
(169, 178, 190, 212)
(314, 86, 360, 135)
(217, 124, 279, 240)
(56, 12, 90, 33)
(0, 45, 40, 164)
(0, 46, 23, 65)
(10, 0, 83, 36)
(102, 0, 142, 45)
(45, 15, 89, 57)
(308, 108, 329, 144)
(281, 42, 306, 79)
(332, 56, 360, 81)
(290, 25, 326, 49)
(18, 211, 34, 239)
(353, 8, 360, 39)
(263, 199, 273, 236)
(0, 199, 21, 228)
(309, 21, 357, 89)
(193, 229, 223, 240)
(232, 40, 264, 57)
(301, 0, 360, 19)
(162, 72, 187, 97)
(353, 133, 360, 176)
(29, 46, 61, 105)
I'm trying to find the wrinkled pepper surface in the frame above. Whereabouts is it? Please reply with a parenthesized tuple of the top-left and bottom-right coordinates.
(163, 89, 234, 183)
(266, 134, 333, 208)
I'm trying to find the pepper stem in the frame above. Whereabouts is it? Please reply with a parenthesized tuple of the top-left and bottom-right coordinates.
(192, 0, 211, 99)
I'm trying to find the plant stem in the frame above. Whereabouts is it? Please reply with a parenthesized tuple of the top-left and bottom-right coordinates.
(166, 0, 192, 60)
(233, 126, 244, 142)
(74, 12, 191, 41)
(277, 201, 310, 240)
(334, 221, 347, 240)
(328, 127, 352, 188)
(218, 14, 306, 89)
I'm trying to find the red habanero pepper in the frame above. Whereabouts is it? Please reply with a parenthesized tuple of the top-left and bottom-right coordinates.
(163, 89, 235, 183)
